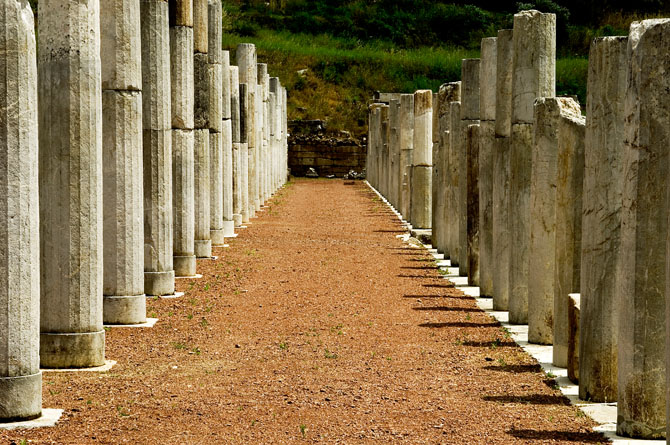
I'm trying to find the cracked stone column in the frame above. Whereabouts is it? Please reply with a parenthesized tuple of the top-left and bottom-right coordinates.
(398, 94, 414, 220)
(447, 100, 461, 266)
(508, 10, 556, 324)
(170, 0, 197, 277)
(237, 44, 257, 220)
(493, 29, 514, 311)
(478, 38, 496, 297)
(438, 83, 460, 259)
(579, 36, 627, 404)
(39, 0, 106, 367)
(193, 0, 211, 258)
(0, 0, 41, 419)
(460, 59, 480, 279)
(527, 97, 583, 346)
(207, 0, 224, 247)
(617, 19, 670, 440)
(222, 52, 235, 238)
(100, 0, 146, 325)
(230, 65, 243, 227)
(141, 0, 175, 297)
(410, 90, 432, 229)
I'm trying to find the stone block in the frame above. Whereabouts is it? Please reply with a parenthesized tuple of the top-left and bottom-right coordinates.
(193, 0, 207, 54)
(480, 37, 497, 121)
(399, 94, 414, 220)
(169, 0, 192, 27)
(410, 165, 432, 229)
(222, 51, 231, 119)
(466, 124, 480, 286)
(460, 59, 480, 121)
(492, 136, 510, 310)
(101, 0, 142, 91)
(567, 294, 580, 384)
(478, 120, 495, 297)
(413, 90, 433, 166)
(207, 0, 222, 64)
(209, 131, 224, 245)
(193, 52, 210, 129)
(141, 0, 171, 131)
(194, 129, 211, 258)
(208, 62, 223, 132)
(170, 25, 194, 130)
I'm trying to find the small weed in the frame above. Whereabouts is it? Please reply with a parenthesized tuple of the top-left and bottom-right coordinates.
(497, 358, 507, 367)
(200, 317, 209, 328)
(489, 338, 501, 349)
(204, 283, 210, 291)
(299, 424, 307, 437)
(172, 342, 187, 350)
(168, 311, 174, 317)
(189, 298, 198, 306)
(330, 324, 344, 335)
(19, 439, 28, 445)
(86, 399, 92, 405)
(324, 348, 338, 359)
(104, 326, 111, 332)
(186, 313, 194, 320)
(279, 341, 288, 350)
(465, 313, 471, 321)
(386, 356, 392, 361)
(116, 405, 130, 417)
(149, 311, 157, 318)
(191, 347, 201, 355)
(546, 371, 556, 379)
(251, 420, 257, 426)
(575, 410, 586, 418)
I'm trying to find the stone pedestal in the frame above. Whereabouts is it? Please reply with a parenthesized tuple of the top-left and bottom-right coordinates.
(579, 36, 627, 403)
(39, 0, 105, 368)
(141, 0, 174, 297)
(617, 19, 670, 440)
(0, 0, 41, 420)
(466, 124, 480, 286)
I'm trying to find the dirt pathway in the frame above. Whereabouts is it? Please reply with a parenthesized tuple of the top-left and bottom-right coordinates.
(4, 178, 606, 444)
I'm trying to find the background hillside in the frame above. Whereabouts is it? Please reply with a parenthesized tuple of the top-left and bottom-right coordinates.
(221, 0, 668, 136)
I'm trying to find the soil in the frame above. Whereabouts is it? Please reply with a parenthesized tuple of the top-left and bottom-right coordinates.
(3, 178, 607, 444)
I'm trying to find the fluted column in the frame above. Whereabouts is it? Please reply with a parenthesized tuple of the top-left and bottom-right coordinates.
(237, 44, 257, 221)
(222, 52, 235, 238)
(230, 65, 243, 227)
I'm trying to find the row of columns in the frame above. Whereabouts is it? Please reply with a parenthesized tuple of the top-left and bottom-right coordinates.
(0, 0, 288, 422)
(367, 10, 670, 440)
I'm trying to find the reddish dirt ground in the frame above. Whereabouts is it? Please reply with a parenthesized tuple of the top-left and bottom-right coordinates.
(2, 178, 606, 444)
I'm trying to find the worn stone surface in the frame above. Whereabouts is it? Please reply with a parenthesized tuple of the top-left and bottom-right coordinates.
(222, 52, 231, 120)
(102, 91, 146, 324)
(239, 83, 250, 223)
(447, 102, 461, 267)
(567, 294, 580, 384)
(207, 0, 221, 64)
(237, 44, 257, 218)
(209, 132, 224, 245)
(379, 105, 390, 198)
(39, 0, 105, 367)
(170, 25, 194, 130)
(579, 36, 627, 404)
(193, 53, 210, 130)
(141, 0, 171, 132)
(222, 120, 234, 236)
(0, 0, 41, 419)
(479, 38, 497, 121)
(466, 124, 480, 286)
(495, 29, 514, 137)
(207, 64, 223, 133)
(411, 91, 432, 229)
(101, 0, 142, 92)
(194, 129, 212, 258)
(410, 166, 432, 229)
(508, 122, 533, 324)
(398, 94, 414, 220)
(478, 120, 494, 296)
(492, 136, 510, 310)
(389, 99, 401, 210)
(172, 129, 196, 277)
(169, 0, 192, 27)
(230, 65, 240, 142)
(192, 0, 207, 54)
(461, 59, 480, 121)
(511, 10, 556, 124)
(618, 19, 670, 440)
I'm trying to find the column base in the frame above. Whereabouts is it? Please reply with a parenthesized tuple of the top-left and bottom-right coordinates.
(242, 211, 250, 224)
(210, 229, 226, 246)
(103, 295, 147, 325)
(195, 239, 212, 258)
(0, 373, 42, 422)
(144, 270, 175, 296)
(223, 220, 235, 237)
(40, 331, 105, 369)
(174, 255, 196, 277)
(233, 214, 242, 227)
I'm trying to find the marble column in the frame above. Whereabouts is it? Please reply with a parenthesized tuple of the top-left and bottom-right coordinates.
(170, 1, 197, 277)
(0, 0, 41, 419)
(230, 65, 243, 227)
(579, 36, 627, 404)
(237, 44, 257, 221)
(39, 0, 105, 367)
(141, 0, 175, 297)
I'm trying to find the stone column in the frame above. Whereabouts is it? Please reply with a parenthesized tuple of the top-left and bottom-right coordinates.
(230, 65, 243, 227)
(579, 36, 627, 403)
(398, 94, 414, 221)
(448, 101, 461, 266)
(479, 38, 496, 297)
(431, 92, 443, 250)
(380, 105, 390, 199)
(100, 0, 146, 325)
(222, 53, 235, 238)
(239, 82, 250, 224)
(207, 0, 224, 247)
(460, 59, 480, 278)
(368, 104, 383, 190)
(410, 90, 433, 229)
(389, 99, 401, 210)
(493, 29, 514, 311)
(0, 0, 41, 419)
(237, 44, 257, 220)
(170, 1, 197, 277)
(508, 10, 556, 324)
(39, 0, 105, 367)
(618, 19, 670, 440)
(437, 82, 460, 259)
(466, 124, 480, 285)
(141, 0, 175, 297)
(527, 97, 582, 345)
(257, 63, 269, 205)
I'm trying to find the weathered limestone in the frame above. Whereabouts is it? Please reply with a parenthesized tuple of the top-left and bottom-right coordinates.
(209, 131, 224, 246)
(460, 59, 480, 277)
(101, 0, 146, 325)
(208, 1, 224, 246)
(380, 105, 390, 199)
(389, 99, 401, 211)
(492, 29, 514, 311)
(579, 36, 627, 403)
(567, 294, 580, 384)
(398, 94, 414, 220)
(39, 0, 105, 367)
(448, 101, 462, 266)
(141, 0, 175, 297)
(618, 19, 670, 440)
(478, 38, 496, 297)
(466, 124, 480, 286)
(410, 90, 433, 229)
(440, 83, 460, 258)
(0, 0, 41, 419)
(239, 83, 250, 224)
(237, 44, 258, 220)
(222, 53, 232, 120)
(194, 129, 211, 258)
(527, 97, 582, 346)
(222, 53, 235, 237)
(431, 92, 440, 240)
(508, 10, 556, 324)
(368, 104, 383, 190)
(258, 64, 269, 204)
(230, 65, 243, 227)
(170, 5, 196, 277)
(193, 0, 207, 54)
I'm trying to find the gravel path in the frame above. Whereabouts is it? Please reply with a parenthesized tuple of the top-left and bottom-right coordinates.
(4, 178, 606, 444)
